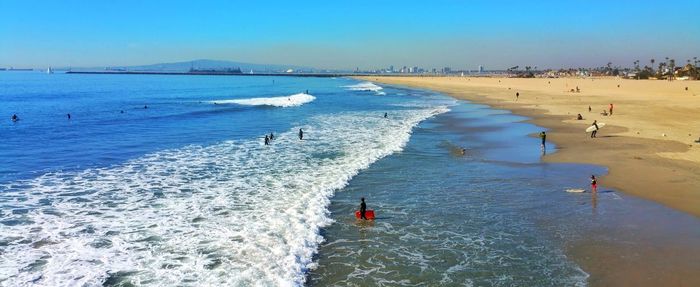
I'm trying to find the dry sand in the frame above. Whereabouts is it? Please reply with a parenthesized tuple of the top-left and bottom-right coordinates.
(357, 76, 700, 217)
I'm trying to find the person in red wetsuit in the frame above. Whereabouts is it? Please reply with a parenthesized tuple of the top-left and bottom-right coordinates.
(359, 197, 367, 220)
(591, 175, 598, 193)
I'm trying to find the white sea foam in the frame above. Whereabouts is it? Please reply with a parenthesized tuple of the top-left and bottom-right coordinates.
(211, 93, 315, 107)
(0, 106, 448, 286)
(343, 82, 386, 95)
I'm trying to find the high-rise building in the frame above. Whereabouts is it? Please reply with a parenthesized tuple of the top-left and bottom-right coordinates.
(442, 67, 451, 74)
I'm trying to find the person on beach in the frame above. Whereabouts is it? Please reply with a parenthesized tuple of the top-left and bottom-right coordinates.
(591, 120, 599, 138)
(609, 103, 614, 115)
(298, 128, 304, 140)
(591, 175, 598, 193)
(539, 131, 546, 149)
(11, 114, 19, 122)
(359, 197, 368, 220)
(516, 92, 519, 100)
(264, 135, 270, 145)
(270, 132, 274, 141)
(577, 114, 583, 120)
(588, 106, 592, 112)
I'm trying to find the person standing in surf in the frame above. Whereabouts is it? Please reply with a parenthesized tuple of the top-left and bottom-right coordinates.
(270, 132, 274, 141)
(591, 175, 598, 193)
(264, 135, 270, 145)
(591, 120, 599, 138)
(298, 128, 304, 140)
(539, 131, 546, 150)
(359, 197, 367, 220)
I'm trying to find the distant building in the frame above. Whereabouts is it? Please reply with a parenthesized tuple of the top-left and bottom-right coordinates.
(389, 65, 394, 72)
(478, 65, 484, 73)
(442, 67, 451, 74)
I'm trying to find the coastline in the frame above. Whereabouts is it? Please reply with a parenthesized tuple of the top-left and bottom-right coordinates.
(356, 76, 700, 217)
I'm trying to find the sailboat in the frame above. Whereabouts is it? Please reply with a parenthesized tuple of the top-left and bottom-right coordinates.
(46, 66, 54, 74)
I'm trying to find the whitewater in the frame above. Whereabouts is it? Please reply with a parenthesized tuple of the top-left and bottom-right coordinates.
(0, 106, 447, 286)
(210, 93, 315, 107)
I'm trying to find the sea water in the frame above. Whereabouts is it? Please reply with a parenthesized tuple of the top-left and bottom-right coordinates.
(1, 73, 607, 286)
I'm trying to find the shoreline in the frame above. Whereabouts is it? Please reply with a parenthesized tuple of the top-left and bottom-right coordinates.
(355, 76, 700, 286)
(356, 76, 700, 217)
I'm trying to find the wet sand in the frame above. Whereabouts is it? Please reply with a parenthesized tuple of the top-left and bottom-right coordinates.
(355, 76, 700, 286)
(357, 76, 700, 217)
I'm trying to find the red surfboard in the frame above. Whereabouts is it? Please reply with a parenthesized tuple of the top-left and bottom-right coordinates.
(355, 210, 375, 220)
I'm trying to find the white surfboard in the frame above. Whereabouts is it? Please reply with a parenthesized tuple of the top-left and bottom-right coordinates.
(566, 188, 586, 193)
(585, 122, 605, 133)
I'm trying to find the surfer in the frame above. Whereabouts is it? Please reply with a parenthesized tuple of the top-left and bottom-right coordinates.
(298, 128, 304, 140)
(264, 135, 270, 145)
(144, 105, 148, 109)
(591, 120, 599, 138)
(460, 148, 466, 155)
(270, 132, 274, 141)
(539, 131, 547, 149)
(67, 113, 71, 120)
(591, 175, 598, 193)
(359, 197, 367, 220)
(11, 114, 19, 122)
(384, 112, 388, 118)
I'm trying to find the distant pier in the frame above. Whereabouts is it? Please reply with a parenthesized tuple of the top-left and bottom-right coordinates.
(65, 71, 380, 78)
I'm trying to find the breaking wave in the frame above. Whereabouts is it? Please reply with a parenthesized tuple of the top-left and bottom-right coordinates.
(210, 93, 315, 107)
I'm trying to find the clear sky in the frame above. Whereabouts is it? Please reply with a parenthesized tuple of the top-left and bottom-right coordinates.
(1, 0, 699, 70)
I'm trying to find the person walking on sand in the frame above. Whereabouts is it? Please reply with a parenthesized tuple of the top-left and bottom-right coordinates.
(539, 131, 546, 149)
(588, 106, 592, 112)
(516, 92, 519, 101)
(591, 175, 598, 193)
(298, 128, 304, 140)
(359, 197, 368, 220)
(609, 103, 614, 116)
(591, 120, 599, 138)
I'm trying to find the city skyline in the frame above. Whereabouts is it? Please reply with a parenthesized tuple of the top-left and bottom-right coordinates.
(1, 0, 699, 70)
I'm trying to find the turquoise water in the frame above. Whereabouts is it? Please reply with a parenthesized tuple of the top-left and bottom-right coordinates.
(0, 72, 652, 286)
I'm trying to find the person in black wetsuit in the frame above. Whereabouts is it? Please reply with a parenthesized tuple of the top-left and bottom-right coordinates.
(11, 114, 19, 122)
(591, 120, 599, 138)
(67, 113, 71, 120)
(359, 197, 367, 220)
(540, 131, 546, 149)
(298, 128, 304, 140)
(384, 112, 388, 118)
(270, 132, 274, 141)
(264, 135, 270, 145)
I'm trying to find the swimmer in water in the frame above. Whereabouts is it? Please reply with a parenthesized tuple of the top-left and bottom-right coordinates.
(298, 128, 304, 140)
(264, 135, 270, 145)
(384, 112, 388, 118)
(11, 114, 19, 122)
(67, 113, 71, 120)
(270, 132, 274, 141)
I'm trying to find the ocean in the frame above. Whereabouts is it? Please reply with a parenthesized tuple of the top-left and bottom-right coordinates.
(3, 72, 697, 286)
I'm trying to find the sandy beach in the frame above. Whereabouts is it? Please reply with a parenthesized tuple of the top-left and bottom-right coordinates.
(358, 76, 700, 218)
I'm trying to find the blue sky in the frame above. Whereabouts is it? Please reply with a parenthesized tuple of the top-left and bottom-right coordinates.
(1, 0, 698, 69)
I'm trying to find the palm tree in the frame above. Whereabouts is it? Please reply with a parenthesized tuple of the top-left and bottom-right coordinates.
(650, 59, 655, 73)
(669, 59, 676, 81)
(694, 57, 698, 68)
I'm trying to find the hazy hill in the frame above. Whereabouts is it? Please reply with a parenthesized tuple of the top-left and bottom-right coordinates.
(111, 59, 316, 73)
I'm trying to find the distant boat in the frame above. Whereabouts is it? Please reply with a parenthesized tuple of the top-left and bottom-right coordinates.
(46, 67, 54, 74)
